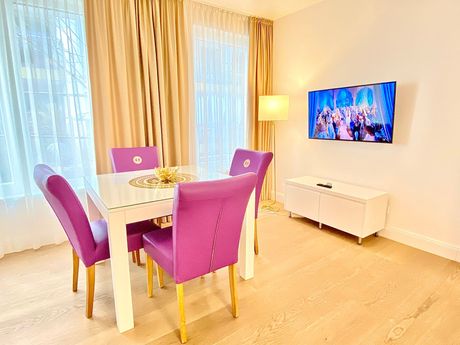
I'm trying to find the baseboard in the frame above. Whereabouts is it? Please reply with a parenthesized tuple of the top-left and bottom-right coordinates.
(378, 227, 460, 263)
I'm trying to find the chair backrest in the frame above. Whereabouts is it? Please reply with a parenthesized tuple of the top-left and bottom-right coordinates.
(229, 148, 273, 218)
(172, 173, 257, 283)
(110, 146, 160, 172)
(34, 164, 96, 267)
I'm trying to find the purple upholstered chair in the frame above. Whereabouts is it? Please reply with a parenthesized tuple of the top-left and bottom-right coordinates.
(110, 146, 161, 264)
(34, 164, 159, 318)
(142, 173, 257, 343)
(109, 146, 160, 173)
(229, 148, 273, 255)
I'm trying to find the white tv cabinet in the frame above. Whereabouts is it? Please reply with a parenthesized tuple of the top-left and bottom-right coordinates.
(284, 176, 388, 244)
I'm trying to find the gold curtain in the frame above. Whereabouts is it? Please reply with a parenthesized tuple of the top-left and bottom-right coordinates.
(248, 17, 274, 201)
(84, 0, 190, 173)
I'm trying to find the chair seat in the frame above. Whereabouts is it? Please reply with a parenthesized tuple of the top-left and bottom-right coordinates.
(91, 219, 159, 265)
(142, 227, 174, 277)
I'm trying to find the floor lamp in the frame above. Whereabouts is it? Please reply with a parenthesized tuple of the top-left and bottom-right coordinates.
(258, 95, 289, 211)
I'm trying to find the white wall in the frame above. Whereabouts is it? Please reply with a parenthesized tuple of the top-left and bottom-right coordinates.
(273, 0, 460, 260)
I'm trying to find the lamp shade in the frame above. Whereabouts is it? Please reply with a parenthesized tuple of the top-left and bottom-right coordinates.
(258, 95, 289, 121)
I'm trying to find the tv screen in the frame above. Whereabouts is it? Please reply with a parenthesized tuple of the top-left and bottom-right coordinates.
(308, 81, 396, 143)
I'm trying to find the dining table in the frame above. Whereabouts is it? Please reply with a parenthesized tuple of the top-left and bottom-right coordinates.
(84, 165, 255, 332)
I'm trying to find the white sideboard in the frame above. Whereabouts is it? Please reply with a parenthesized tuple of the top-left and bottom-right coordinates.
(284, 176, 389, 244)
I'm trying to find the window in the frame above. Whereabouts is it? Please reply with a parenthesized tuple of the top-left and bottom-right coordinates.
(0, 0, 95, 198)
(191, 6, 249, 172)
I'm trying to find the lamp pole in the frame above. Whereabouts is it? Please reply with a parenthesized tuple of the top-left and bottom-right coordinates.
(258, 95, 289, 211)
(270, 120, 279, 210)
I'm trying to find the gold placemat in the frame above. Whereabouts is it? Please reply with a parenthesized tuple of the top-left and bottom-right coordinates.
(129, 173, 197, 189)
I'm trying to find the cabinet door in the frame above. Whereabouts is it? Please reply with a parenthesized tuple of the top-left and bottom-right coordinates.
(285, 184, 320, 221)
(319, 194, 364, 236)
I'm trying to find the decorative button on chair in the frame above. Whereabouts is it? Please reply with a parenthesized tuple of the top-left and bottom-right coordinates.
(142, 173, 257, 343)
(34, 164, 159, 318)
(110, 146, 161, 264)
(229, 148, 273, 255)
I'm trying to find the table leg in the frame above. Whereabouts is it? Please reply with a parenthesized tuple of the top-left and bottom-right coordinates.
(238, 189, 255, 280)
(86, 192, 102, 221)
(107, 211, 134, 332)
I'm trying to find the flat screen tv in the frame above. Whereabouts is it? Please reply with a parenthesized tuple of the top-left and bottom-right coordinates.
(308, 81, 396, 143)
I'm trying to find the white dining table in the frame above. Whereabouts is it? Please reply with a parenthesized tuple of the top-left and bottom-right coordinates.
(84, 165, 255, 332)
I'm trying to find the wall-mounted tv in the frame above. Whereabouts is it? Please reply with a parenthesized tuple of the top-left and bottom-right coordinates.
(308, 81, 396, 143)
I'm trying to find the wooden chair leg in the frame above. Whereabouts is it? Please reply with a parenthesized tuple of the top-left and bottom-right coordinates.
(254, 220, 259, 255)
(132, 251, 136, 263)
(86, 265, 95, 318)
(176, 284, 187, 343)
(146, 255, 153, 297)
(135, 250, 141, 266)
(228, 264, 239, 318)
(156, 263, 165, 288)
(72, 249, 79, 292)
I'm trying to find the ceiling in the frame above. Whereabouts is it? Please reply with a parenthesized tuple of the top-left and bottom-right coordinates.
(196, 0, 323, 20)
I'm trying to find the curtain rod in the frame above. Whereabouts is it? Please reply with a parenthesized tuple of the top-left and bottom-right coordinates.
(191, 0, 272, 22)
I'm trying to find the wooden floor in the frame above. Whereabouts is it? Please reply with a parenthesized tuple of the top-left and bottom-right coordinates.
(1, 208, 459, 345)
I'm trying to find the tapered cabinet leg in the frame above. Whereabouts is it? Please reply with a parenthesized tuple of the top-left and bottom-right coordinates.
(72, 249, 79, 292)
(86, 265, 95, 318)
(146, 255, 153, 297)
(228, 264, 239, 318)
(358, 237, 363, 245)
(156, 263, 165, 288)
(132, 252, 136, 263)
(254, 220, 259, 255)
(176, 284, 187, 343)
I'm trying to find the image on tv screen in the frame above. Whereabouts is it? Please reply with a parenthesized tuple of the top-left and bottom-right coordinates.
(308, 81, 396, 143)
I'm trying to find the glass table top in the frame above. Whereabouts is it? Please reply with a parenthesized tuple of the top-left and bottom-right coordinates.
(85, 165, 228, 210)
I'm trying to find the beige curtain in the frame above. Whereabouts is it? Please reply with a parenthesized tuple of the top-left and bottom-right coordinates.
(248, 17, 273, 201)
(84, 0, 190, 173)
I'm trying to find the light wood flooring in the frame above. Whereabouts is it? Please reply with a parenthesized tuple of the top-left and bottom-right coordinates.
(1, 208, 459, 345)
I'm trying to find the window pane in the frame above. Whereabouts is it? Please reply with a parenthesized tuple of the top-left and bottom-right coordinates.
(0, 0, 95, 198)
(193, 24, 249, 172)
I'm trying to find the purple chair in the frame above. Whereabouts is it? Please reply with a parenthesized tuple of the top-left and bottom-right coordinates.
(110, 146, 160, 173)
(34, 164, 159, 318)
(142, 173, 257, 343)
(110, 146, 161, 264)
(229, 148, 273, 255)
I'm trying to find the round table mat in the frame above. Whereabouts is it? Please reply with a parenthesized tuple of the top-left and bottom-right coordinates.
(128, 173, 197, 189)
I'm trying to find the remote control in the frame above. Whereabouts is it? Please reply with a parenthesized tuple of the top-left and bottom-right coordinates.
(316, 183, 332, 189)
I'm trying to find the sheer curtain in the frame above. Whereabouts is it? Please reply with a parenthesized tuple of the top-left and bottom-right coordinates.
(0, 0, 95, 257)
(189, 2, 249, 172)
